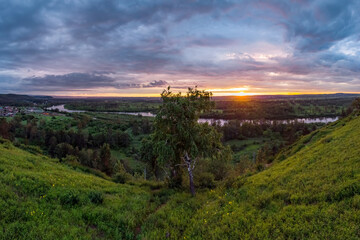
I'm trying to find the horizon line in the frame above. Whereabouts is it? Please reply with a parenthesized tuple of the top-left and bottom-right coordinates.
(23, 92, 360, 98)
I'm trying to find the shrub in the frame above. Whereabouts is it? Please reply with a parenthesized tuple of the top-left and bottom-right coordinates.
(195, 172, 215, 189)
(60, 190, 80, 206)
(255, 163, 265, 172)
(114, 172, 130, 184)
(328, 181, 360, 202)
(254, 195, 271, 209)
(15, 177, 50, 197)
(352, 195, 360, 209)
(88, 191, 104, 204)
(272, 190, 291, 204)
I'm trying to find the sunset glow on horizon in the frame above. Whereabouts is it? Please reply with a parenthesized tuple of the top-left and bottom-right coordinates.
(0, 1, 359, 96)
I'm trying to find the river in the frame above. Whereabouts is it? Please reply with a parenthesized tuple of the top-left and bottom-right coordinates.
(46, 104, 339, 126)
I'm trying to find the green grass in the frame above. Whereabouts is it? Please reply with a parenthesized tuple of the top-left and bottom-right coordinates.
(2, 114, 360, 239)
(226, 138, 266, 162)
(0, 139, 159, 239)
(140, 114, 360, 239)
(111, 150, 146, 174)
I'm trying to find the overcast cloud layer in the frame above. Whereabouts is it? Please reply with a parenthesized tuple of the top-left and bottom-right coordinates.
(0, 0, 360, 96)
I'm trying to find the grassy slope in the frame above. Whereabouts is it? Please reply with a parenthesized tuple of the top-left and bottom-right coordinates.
(140, 114, 360, 239)
(0, 139, 159, 240)
(2, 114, 360, 239)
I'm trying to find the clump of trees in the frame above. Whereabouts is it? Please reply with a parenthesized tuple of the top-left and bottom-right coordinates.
(203, 97, 352, 120)
(143, 87, 231, 196)
(0, 114, 132, 175)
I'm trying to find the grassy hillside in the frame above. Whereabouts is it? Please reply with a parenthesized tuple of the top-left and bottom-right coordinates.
(0, 139, 162, 240)
(140, 114, 360, 239)
(1, 114, 360, 239)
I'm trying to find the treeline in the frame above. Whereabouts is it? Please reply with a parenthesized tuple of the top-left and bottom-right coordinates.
(0, 115, 132, 175)
(65, 100, 160, 112)
(220, 120, 318, 142)
(203, 97, 354, 120)
(220, 120, 322, 165)
(0, 94, 52, 106)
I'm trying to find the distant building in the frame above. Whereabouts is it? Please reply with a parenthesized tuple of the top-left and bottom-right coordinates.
(24, 107, 44, 114)
(0, 106, 19, 117)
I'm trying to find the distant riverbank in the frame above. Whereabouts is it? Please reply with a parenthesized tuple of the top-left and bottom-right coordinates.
(46, 104, 339, 126)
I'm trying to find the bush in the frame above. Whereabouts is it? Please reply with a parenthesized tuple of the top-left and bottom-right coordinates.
(60, 190, 80, 206)
(114, 172, 130, 184)
(194, 172, 215, 189)
(255, 163, 265, 172)
(88, 191, 104, 204)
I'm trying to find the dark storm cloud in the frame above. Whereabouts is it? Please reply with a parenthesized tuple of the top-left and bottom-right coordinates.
(143, 80, 168, 88)
(20, 73, 169, 91)
(278, 0, 359, 52)
(21, 73, 118, 91)
(0, 0, 236, 74)
(0, 0, 360, 94)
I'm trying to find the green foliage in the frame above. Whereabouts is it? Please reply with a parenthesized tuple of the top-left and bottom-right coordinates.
(88, 191, 104, 205)
(351, 97, 360, 110)
(60, 190, 80, 206)
(2, 98, 360, 239)
(194, 172, 215, 189)
(153, 87, 214, 166)
(113, 172, 130, 184)
(204, 95, 354, 119)
(151, 87, 231, 194)
(140, 114, 360, 239)
(65, 100, 160, 112)
(0, 141, 160, 239)
(113, 161, 132, 184)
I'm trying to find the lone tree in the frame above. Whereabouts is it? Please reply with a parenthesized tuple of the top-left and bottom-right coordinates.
(152, 86, 230, 196)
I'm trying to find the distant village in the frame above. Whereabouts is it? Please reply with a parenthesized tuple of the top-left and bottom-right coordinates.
(0, 106, 61, 117)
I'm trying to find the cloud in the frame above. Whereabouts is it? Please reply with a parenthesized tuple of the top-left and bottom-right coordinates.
(143, 80, 168, 88)
(18, 72, 169, 92)
(0, 0, 360, 94)
(21, 73, 118, 91)
(280, 0, 359, 52)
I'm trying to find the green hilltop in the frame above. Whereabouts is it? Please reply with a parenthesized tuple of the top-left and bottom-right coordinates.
(1, 113, 360, 239)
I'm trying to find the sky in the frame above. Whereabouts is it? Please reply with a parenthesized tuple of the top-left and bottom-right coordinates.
(0, 0, 360, 97)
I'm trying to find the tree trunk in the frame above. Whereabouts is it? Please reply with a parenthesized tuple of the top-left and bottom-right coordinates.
(185, 152, 196, 196)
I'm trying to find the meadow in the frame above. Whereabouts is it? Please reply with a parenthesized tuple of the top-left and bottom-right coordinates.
(0, 138, 160, 239)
